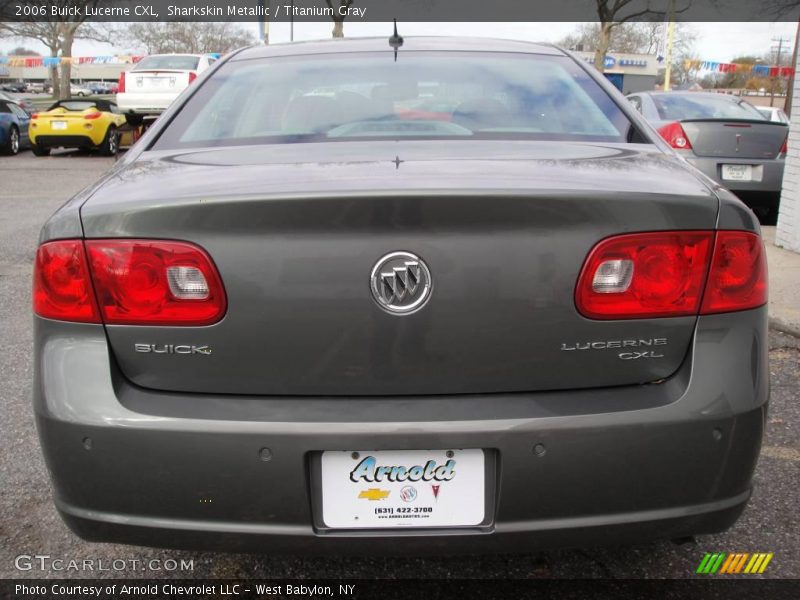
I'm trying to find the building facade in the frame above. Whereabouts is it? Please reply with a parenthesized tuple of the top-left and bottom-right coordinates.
(1, 62, 129, 84)
(778, 65, 800, 254)
(573, 51, 660, 94)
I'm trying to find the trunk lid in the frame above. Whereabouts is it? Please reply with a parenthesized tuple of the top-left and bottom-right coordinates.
(128, 70, 193, 94)
(80, 141, 718, 396)
(680, 119, 787, 159)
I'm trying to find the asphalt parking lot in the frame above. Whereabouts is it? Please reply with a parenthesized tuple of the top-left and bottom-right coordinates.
(0, 152, 798, 580)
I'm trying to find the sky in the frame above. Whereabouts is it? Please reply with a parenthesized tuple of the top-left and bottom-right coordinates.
(1, 21, 797, 63)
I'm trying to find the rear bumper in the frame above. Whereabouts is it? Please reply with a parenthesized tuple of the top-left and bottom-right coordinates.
(34, 308, 769, 554)
(117, 91, 178, 114)
(31, 134, 97, 149)
(682, 153, 785, 193)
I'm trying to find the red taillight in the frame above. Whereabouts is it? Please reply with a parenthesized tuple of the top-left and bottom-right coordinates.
(576, 230, 767, 319)
(780, 135, 788, 155)
(84, 112, 102, 120)
(31, 113, 39, 119)
(657, 121, 693, 150)
(188, 72, 197, 84)
(700, 231, 767, 315)
(33, 241, 101, 323)
(84, 240, 226, 326)
(34, 239, 226, 326)
(576, 232, 713, 319)
(117, 72, 125, 93)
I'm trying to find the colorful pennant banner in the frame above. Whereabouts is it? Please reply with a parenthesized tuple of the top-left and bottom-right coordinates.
(0, 53, 221, 67)
(0, 55, 145, 67)
(683, 59, 795, 77)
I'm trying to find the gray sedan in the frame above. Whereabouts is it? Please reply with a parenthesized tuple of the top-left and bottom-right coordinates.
(33, 38, 768, 554)
(627, 91, 787, 223)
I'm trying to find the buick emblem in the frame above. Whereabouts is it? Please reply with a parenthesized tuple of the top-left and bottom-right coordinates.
(370, 251, 432, 315)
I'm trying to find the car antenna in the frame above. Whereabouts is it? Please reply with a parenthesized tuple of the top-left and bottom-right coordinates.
(389, 19, 403, 61)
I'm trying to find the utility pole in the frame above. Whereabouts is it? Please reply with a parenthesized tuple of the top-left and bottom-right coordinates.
(259, 0, 270, 45)
(785, 21, 800, 118)
(771, 36, 791, 107)
(663, 0, 676, 91)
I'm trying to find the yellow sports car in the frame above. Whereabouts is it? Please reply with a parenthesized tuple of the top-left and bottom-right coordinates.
(30, 99, 127, 156)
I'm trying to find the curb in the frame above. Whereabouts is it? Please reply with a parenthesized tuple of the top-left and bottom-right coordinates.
(769, 316, 800, 339)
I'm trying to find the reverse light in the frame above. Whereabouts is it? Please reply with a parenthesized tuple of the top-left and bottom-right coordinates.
(117, 71, 126, 94)
(657, 121, 693, 150)
(576, 231, 767, 319)
(33, 239, 226, 326)
(592, 259, 634, 293)
(166, 266, 210, 299)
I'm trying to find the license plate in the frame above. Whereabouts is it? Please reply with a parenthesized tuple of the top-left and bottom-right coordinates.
(721, 164, 752, 181)
(51, 121, 67, 130)
(321, 449, 485, 529)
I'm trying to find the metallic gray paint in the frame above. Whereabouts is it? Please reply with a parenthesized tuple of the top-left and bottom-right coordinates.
(34, 38, 769, 551)
(34, 306, 767, 552)
(79, 141, 717, 396)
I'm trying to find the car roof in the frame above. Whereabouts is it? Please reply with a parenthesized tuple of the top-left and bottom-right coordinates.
(141, 53, 211, 58)
(635, 91, 748, 101)
(232, 36, 565, 61)
(49, 99, 116, 112)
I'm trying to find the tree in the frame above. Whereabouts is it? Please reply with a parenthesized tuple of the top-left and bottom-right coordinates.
(590, 0, 689, 71)
(325, 0, 356, 38)
(9, 47, 41, 56)
(560, 19, 697, 87)
(117, 22, 256, 55)
(719, 56, 762, 89)
(0, 1, 109, 99)
(560, 22, 656, 54)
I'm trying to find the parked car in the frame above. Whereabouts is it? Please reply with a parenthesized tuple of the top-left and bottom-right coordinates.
(70, 84, 93, 97)
(0, 81, 27, 93)
(85, 82, 117, 95)
(626, 91, 788, 223)
(0, 90, 36, 114)
(25, 82, 46, 94)
(116, 53, 216, 124)
(0, 98, 32, 155)
(34, 38, 768, 554)
(756, 105, 789, 124)
(29, 98, 126, 156)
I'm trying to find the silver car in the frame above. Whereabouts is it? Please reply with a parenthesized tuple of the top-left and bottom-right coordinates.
(627, 91, 787, 223)
(34, 38, 768, 554)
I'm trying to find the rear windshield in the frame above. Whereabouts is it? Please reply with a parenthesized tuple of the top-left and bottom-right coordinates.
(135, 55, 200, 71)
(48, 100, 118, 113)
(652, 94, 766, 121)
(757, 107, 788, 124)
(154, 52, 634, 149)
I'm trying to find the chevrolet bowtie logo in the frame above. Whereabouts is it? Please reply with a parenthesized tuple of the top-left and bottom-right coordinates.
(358, 488, 390, 501)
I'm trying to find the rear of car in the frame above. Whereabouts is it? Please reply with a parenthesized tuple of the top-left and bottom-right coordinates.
(33, 39, 769, 553)
(757, 106, 789, 124)
(628, 92, 787, 221)
(0, 90, 35, 114)
(116, 54, 214, 120)
(0, 99, 31, 155)
(29, 99, 125, 156)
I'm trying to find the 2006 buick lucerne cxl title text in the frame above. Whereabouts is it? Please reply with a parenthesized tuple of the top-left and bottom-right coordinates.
(32, 37, 769, 554)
